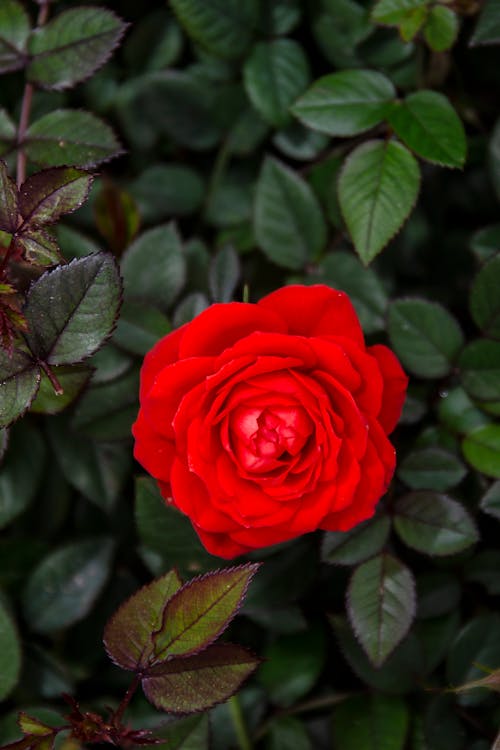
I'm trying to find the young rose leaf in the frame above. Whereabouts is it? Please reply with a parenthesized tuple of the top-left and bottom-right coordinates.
(292, 70, 395, 137)
(332, 694, 409, 750)
(0, 0, 30, 74)
(322, 514, 391, 566)
(371, 0, 428, 26)
(0, 421, 45, 529)
(397, 448, 466, 491)
(19, 167, 92, 227)
(459, 339, 500, 402)
(18, 714, 55, 738)
(243, 39, 310, 128)
(169, 0, 258, 59)
(22, 537, 114, 633)
(24, 253, 121, 365)
(387, 91, 466, 168)
(0, 348, 40, 429)
(388, 298, 464, 378)
(15, 228, 61, 266)
(254, 156, 327, 269)
(424, 5, 459, 51)
(0, 160, 18, 232)
(27, 7, 127, 90)
(30, 365, 92, 415)
(0, 595, 21, 700)
(338, 139, 420, 264)
(0, 109, 16, 157)
(103, 570, 183, 672)
(462, 424, 500, 478)
(470, 0, 500, 45)
(142, 643, 260, 713)
(470, 254, 500, 339)
(25, 110, 123, 168)
(393, 492, 479, 556)
(347, 554, 416, 667)
(151, 564, 260, 662)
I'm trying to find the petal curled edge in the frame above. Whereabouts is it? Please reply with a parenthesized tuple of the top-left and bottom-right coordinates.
(139, 325, 186, 400)
(368, 344, 408, 434)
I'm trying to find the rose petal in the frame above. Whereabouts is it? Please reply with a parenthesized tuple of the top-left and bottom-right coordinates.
(368, 344, 408, 434)
(132, 410, 176, 483)
(139, 324, 186, 400)
(170, 458, 239, 533)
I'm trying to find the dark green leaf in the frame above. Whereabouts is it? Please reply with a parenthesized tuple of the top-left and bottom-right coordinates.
(447, 614, 500, 706)
(15, 228, 61, 266)
(266, 717, 311, 750)
(292, 70, 395, 137)
(30, 365, 92, 415)
(470, 0, 500, 45)
(169, 0, 258, 59)
(465, 549, 500, 595)
(151, 564, 260, 662)
(387, 91, 466, 167)
(470, 224, 500, 263)
(273, 121, 328, 161)
(129, 164, 204, 222)
(88, 344, 132, 385)
(322, 514, 391, 566)
(24, 253, 121, 365)
(417, 611, 461, 676)
(25, 110, 123, 168)
(438, 387, 490, 435)
(398, 448, 466, 490)
(56, 224, 101, 260)
(0, 596, 21, 701)
(332, 694, 409, 750)
(459, 339, 500, 401)
(339, 140, 420, 264)
(393, 491, 478, 555)
(209, 245, 241, 303)
(71, 367, 139, 441)
(103, 570, 182, 671)
(28, 7, 127, 90)
(420, 695, 466, 750)
(0, 422, 45, 529)
(372, 0, 428, 26)
(311, 0, 371, 69)
(0, 428, 7, 462)
(19, 167, 93, 226)
(142, 644, 260, 713)
(121, 223, 186, 311)
(22, 538, 114, 633)
(114, 300, 171, 356)
(479, 479, 500, 520)
(0, 349, 39, 429)
(254, 156, 327, 269)
(0, 0, 30, 74)
(123, 9, 183, 73)
(470, 254, 500, 339)
(347, 554, 416, 667)
(243, 39, 309, 128)
(0, 109, 16, 157)
(0, 159, 18, 232)
(417, 571, 461, 618)
(154, 715, 209, 749)
(388, 298, 464, 378)
(424, 6, 459, 51)
(462, 424, 500, 478)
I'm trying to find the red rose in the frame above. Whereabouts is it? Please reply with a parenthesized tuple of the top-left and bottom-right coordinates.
(132, 285, 407, 559)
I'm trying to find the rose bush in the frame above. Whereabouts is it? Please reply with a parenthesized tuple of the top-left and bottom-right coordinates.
(133, 285, 408, 558)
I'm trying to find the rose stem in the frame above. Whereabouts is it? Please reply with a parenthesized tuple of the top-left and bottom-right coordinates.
(113, 674, 140, 725)
(39, 361, 64, 396)
(228, 695, 253, 750)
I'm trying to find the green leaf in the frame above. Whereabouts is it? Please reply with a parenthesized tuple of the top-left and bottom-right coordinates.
(479, 479, 500, 520)
(417, 571, 461, 618)
(470, 224, 500, 263)
(292, 69, 395, 137)
(258, 626, 325, 706)
(113, 301, 170, 357)
(25, 110, 123, 168)
(15, 228, 61, 266)
(22, 538, 114, 633)
(71, 367, 139, 441)
(447, 614, 500, 706)
(142, 644, 260, 713)
(266, 717, 312, 750)
(243, 39, 309, 128)
(338, 140, 420, 264)
(94, 182, 140, 255)
(0, 421, 44, 530)
(123, 9, 183, 73)
(0, 349, 39, 429)
(393, 491, 479, 556)
(169, 0, 258, 59)
(332, 694, 409, 750)
(460, 339, 500, 401)
(465, 549, 500, 595)
(19, 167, 93, 226)
(470, 0, 500, 45)
(462, 424, 500, 478)
(398, 4, 427, 42)
(347, 554, 416, 667)
(372, 0, 428, 26)
(388, 298, 464, 378)
(28, 7, 127, 90)
(0, 596, 21, 701)
(398, 448, 466, 490)
(209, 245, 241, 303)
(0, 0, 30, 74)
(0, 159, 18, 232)
(258, 0, 302, 34)
(273, 122, 328, 161)
(151, 564, 260, 662)
(129, 164, 204, 222)
(470, 254, 500, 339)
(438, 387, 490, 435)
(0, 428, 7, 462)
(121, 223, 186, 311)
(424, 6, 459, 51)
(254, 156, 327, 269)
(0, 109, 16, 157)
(24, 253, 121, 365)
(311, 0, 372, 69)
(322, 514, 391, 566)
(103, 570, 182, 671)
(387, 91, 466, 168)
(30, 365, 92, 415)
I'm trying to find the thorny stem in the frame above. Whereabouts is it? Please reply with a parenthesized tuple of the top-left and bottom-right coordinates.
(113, 675, 140, 725)
(228, 695, 253, 750)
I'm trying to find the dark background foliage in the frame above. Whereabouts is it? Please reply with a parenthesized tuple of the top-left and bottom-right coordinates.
(1, 0, 500, 748)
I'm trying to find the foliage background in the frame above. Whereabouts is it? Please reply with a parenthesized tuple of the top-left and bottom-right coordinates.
(1, 0, 500, 747)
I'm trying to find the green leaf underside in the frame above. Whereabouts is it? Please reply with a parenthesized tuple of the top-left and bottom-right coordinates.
(0, 349, 39, 429)
(25, 110, 123, 168)
(0, 159, 18, 232)
(347, 553, 416, 667)
(388, 91, 466, 167)
(27, 7, 127, 90)
(254, 156, 326, 269)
(24, 253, 121, 365)
(338, 139, 420, 264)
(388, 298, 464, 378)
(471, 0, 500, 45)
(0, 0, 30, 74)
(169, 0, 258, 59)
(243, 39, 310, 128)
(322, 515, 391, 566)
(470, 254, 500, 339)
(142, 643, 259, 714)
(19, 167, 93, 226)
(151, 564, 260, 662)
(394, 492, 479, 556)
(332, 694, 409, 750)
(22, 538, 114, 633)
(292, 69, 395, 137)
(0, 596, 21, 700)
(398, 448, 466, 491)
(372, 0, 428, 26)
(424, 6, 459, 51)
(463, 425, 500, 478)
(460, 339, 500, 401)
(103, 570, 182, 671)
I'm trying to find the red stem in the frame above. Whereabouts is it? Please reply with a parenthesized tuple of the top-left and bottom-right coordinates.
(113, 675, 140, 725)
(39, 360, 64, 396)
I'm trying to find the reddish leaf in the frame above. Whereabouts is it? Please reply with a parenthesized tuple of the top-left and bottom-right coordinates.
(18, 714, 54, 738)
(0, 160, 18, 232)
(142, 643, 260, 714)
(103, 569, 182, 672)
(19, 167, 93, 227)
(151, 564, 260, 663)
(15, 228, 61, 266)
